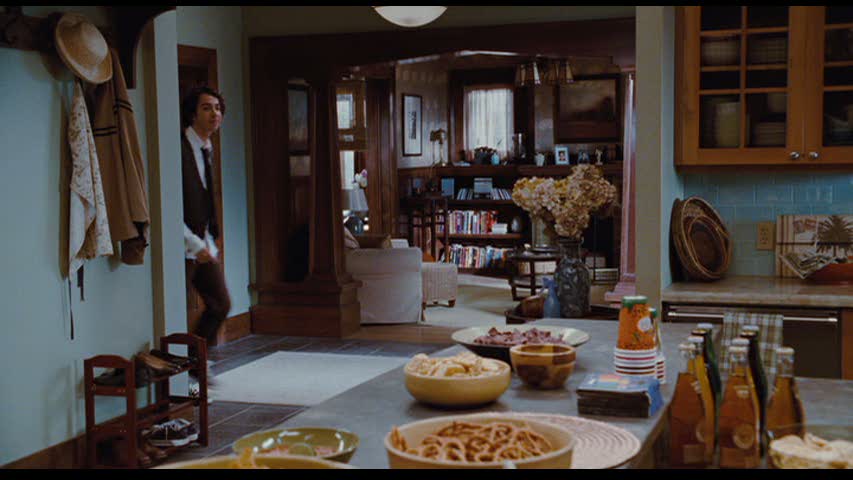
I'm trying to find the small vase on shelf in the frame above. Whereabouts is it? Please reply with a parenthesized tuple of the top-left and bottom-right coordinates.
(543, 277, 561, 318)
(555, 237, 591, 318)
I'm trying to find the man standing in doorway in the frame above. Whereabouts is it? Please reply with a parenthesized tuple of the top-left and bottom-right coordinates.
(181, 87, 231, 347)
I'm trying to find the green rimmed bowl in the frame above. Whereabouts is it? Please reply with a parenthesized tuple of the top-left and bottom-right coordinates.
(232, 427, 359, 464)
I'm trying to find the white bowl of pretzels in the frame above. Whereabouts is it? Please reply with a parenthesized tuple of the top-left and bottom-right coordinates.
(404, 352, 511, 408)
(384, 412, 574, 469)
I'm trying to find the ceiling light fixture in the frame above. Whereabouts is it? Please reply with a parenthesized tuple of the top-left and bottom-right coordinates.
(546, 59, 575, 85)
(515, 61, 541, 87)
(372, 6, 447, 28)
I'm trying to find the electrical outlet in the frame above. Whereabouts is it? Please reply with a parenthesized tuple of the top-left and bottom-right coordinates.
(757, 222, 775, 250)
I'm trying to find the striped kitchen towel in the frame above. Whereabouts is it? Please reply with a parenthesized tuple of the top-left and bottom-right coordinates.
(720, 311, 784, 377)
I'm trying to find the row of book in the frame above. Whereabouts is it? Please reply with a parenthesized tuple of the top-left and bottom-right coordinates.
(440, 244, 513, 270)
(441, 210, 500, 235)
(454, 188, 512, 200)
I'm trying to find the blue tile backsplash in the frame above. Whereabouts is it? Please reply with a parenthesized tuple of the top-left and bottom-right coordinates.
(682, 171, 853, 276)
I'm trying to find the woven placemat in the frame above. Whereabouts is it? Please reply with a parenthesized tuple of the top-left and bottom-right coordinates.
(508, 413, 641, 469)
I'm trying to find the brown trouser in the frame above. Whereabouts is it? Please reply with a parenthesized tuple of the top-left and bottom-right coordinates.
(186, 259, 231, 343)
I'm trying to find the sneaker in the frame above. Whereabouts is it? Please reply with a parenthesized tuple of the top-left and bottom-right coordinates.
(168, 418, 199, 442)
(146, 421, 191, 448)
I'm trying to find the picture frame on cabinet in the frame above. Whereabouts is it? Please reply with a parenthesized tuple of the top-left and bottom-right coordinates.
(556, 75, 620, 142)
(402, 94, 423, 156)
(554, 145, 571, 165)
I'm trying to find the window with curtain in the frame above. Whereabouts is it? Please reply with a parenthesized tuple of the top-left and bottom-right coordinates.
(464, 86, 514, 159)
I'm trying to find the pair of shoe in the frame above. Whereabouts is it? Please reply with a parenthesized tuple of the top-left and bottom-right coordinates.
(136, 352, 183, 376)
(93, 365, 151, 388)
(144, 418, 199, 448)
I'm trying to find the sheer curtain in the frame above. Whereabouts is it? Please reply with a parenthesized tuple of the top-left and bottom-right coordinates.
(464, 87, 514, 159)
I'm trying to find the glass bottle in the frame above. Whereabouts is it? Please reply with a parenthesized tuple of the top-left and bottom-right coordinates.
(696, 322, 722, 405)
(669, 342, 709, 467)
(766, 347, 806, 441)
(719, 345, 761, 469)
(687, 335, 716, 464)
(740, 326, 768, 455)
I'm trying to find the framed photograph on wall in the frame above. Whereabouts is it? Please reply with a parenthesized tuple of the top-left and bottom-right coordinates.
(556, 76, 620, 141)
(288, 84, 309, 155)
(554, 145, 570, 165)
(402, 94, 423, 156)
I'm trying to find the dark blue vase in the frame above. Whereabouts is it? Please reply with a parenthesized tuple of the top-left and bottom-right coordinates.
(555, 237, 591, 318)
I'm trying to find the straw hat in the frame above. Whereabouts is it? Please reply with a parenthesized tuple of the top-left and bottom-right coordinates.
(54, 13, 112, 84)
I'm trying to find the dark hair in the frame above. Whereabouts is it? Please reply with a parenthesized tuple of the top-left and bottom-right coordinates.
(181, 86, 226, 128)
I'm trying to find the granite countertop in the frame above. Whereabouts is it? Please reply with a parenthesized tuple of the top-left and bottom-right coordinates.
(662, 275, 853, 308)
(273, 318, 851, 469)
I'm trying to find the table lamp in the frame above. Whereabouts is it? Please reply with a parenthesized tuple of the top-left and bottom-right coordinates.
(343, 186, 369, 234)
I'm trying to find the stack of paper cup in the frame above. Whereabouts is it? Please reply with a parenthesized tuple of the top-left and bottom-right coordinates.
(655, 351, 666, 384)
(613, 347, 659, 378)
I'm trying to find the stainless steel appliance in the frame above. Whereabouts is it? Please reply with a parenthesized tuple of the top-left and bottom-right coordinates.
(663, 303, 841, 378)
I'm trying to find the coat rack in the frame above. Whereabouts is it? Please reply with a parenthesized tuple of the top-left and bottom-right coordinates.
(0, 5, 174, 89)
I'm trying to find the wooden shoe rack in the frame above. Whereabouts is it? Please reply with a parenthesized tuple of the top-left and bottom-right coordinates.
(83, 333, 209, 468)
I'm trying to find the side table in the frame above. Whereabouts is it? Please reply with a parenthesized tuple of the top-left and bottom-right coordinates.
(507, 249, 561, 301)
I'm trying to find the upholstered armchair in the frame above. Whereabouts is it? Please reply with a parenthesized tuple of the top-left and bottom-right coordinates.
(345, 236, 422, 324)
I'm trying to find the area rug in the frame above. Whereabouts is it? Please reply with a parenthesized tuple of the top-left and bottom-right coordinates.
(422, 282, 511, 328)
(211, 351, 408, 406)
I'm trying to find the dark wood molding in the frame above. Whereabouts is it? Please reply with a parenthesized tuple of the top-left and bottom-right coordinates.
(843, 309, 852, 380)
(1, 7, 175, 89)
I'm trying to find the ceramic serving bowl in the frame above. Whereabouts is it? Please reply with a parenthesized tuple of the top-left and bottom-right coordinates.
(157, 454, 356, 469)
(384, 412, 575, 469)
(451, 324, 589, 365)
(404, 356, 511, 408)
(231, 427, 359, 463)
(767, 424, 853, 469)
(510, 344, 576, 389)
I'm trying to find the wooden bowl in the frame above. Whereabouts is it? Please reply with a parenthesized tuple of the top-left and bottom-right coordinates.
(403, 356, 511, 407)
(807, 262, 853, 284)
(384, 412, 575, 469)
(232, 427, 359, 463)
(510, 344, 577, 389)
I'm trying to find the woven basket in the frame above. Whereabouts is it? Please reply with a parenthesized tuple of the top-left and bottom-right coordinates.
(672, 197, 732, 281)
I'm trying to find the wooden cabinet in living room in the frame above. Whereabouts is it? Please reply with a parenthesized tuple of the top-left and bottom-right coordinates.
(676, 6, 853, 167)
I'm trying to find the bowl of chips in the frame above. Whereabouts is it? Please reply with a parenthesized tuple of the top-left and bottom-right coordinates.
(232, 427, 359, 463)
(157, 452, 357, 469)
(384, 412, 574, 469)
(768, 424, 853, 469)
(404, 352, 511, 408)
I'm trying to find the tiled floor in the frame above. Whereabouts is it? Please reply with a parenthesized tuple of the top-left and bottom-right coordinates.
(160, 333, 451, 465)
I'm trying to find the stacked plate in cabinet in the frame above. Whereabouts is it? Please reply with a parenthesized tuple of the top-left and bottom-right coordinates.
(671, 196, 732, 281)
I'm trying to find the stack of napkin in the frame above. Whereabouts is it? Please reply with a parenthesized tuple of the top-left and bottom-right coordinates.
(576, 373, 663, 418)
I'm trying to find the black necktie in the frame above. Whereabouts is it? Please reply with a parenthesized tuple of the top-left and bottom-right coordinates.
(200, 147, 213, 192)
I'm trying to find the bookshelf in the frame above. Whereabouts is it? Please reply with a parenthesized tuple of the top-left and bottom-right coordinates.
(399, 163, 624, 277)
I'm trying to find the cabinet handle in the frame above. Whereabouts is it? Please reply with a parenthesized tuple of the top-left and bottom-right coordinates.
(789, 151, 801, 161)
(808, 151, 820, 161)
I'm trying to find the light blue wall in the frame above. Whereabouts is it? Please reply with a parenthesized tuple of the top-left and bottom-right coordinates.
(177, 6, 251, 316)
(0, 6, 251, 465)
(0, 6, 155, 465)
(682, 171, 853, 276)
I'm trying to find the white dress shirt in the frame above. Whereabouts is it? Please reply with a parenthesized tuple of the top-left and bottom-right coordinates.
(184, 126, 219, 260)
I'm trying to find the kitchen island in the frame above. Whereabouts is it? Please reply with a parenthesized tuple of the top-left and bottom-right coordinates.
(273, 318, 852, 468)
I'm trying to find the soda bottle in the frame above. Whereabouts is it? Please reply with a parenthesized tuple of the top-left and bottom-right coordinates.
(687, 335, 716, 464)
(766, 347, 806, 441)
(719, 345, 761, 468)
(669, 342, 709, 467)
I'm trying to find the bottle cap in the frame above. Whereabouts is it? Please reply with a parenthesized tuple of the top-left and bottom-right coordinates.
(697, 322, 714, 330)
(742, 325, 759, 332)
(650, 307, 658, 319)
(678, 342, 697, 352)
(621, 295, 648, 308)
(731, 338, 750, 347)
(687, 335, 704, 344)
(729, 345, 748, 355)
(776, 346, 794, 356)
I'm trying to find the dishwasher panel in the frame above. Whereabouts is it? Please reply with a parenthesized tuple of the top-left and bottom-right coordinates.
(663, 304, 841, 379)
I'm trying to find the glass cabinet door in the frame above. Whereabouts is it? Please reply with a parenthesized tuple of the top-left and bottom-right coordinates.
(680, 6, 805, 165)
(805, 6, 853, 163)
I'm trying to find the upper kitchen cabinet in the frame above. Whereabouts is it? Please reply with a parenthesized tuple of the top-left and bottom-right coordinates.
(676, 6, 853, 166)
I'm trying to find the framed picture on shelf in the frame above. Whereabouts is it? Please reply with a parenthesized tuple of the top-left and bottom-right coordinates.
(556, 76, 620, 141)
(402, 94, 423, 156)
(288, 84, 309, 155)
(554, 145, 570, 165)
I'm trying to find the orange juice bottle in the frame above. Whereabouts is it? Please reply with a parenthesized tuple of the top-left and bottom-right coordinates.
(766, 347, 806, 441)
(718, 345, 761, 468)
(687, 335, 716, 464)
(669, 342, 708, 467)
